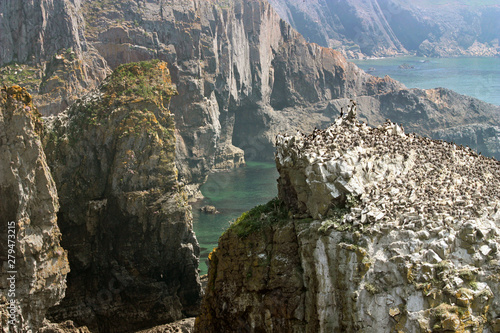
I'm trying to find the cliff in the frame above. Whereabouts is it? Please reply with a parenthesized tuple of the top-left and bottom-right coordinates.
(196, 116, 500, 332)
(2, 0, 499, 190)
(0, 0, 108, 115)
(0, 86, 69, 332)
(42, 60, 202, 332)
(266, 0, 500, 58)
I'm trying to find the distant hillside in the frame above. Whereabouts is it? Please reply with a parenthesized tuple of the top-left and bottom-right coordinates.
(267, 0, 500, 58)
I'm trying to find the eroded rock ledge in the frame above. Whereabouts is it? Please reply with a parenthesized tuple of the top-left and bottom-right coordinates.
(197, 117, 500, 332)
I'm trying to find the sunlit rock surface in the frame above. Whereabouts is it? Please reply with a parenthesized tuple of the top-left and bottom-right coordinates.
(2, 0, 499, 189)
(197, 116, 500, 332)
(0, 86, 69, 333)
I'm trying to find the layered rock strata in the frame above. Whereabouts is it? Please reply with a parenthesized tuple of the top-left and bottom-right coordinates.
(197, 117, 500, 332)
(43, 61, 201, 332)
(0, 86, 69, 332)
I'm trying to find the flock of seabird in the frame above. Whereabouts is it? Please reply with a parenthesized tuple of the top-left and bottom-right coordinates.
(276, 102, 500, 231)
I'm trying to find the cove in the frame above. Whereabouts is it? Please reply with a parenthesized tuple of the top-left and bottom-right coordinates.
(192, 161, 278, 274)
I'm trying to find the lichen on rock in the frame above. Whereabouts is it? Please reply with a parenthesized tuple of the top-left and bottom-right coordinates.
(42, 61, 202, 332)
(196, 116, 500, 332)
(0, 86, 69, 332)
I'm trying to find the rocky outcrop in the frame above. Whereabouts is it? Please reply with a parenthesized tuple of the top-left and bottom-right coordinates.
(43, 61, 201, 332)
(267, 0, 500, 58)
(196, 117, 500, 332)
(432, 124, 500, 161)
(0, 86, 69, 332)
(40, 320, 90, 333)
(371, 87, 500, 160)
(135, 318, 195, 333)
(0, 0, 81, 65)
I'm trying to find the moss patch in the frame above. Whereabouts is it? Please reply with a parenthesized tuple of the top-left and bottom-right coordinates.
(319, 194, 360, 233)
(1, 63, 42, 93)
(228, 198, 289, 238)
(64, 60, 176, 145)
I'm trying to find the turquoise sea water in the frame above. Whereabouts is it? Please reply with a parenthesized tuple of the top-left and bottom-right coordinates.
(192, 161, 278, 274)
(193, 56, 499, 275)
(352, 56, 500, 106)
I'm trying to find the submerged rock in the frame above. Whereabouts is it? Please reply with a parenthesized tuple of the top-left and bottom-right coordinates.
(200, 206, 220, 215)
(0, 86, 69, 332)
(43, 61, 202, 332)
(196, 117, 500, 332)
(398, 63, 415, 69)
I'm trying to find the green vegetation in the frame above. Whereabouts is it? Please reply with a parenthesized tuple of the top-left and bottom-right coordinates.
(458, 268, 475, 282)
(364, 282, 380, 295)
(64, 47, 76, 61)
(431, 303, 470, 331)
(64, 60, 176, 145)
(228, 198, 289, 238)
(1, 63, 42, 92)
(319, 194, 361, 233)
(104, 59, 177, 104)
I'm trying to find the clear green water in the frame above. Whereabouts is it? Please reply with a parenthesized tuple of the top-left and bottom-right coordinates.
(352, 56, 500, 106)
(192, 161, 278, 274)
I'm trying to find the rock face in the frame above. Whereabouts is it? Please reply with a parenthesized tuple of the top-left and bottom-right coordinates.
(2, 0, 499, 188)
(266, 0, 500, 58)
(371, 88, 500, 160)
(43, 61, 201, 332)
(0, 0, 108, 115)
(0, 86, 69, 332)
(196, 117, 500, 332)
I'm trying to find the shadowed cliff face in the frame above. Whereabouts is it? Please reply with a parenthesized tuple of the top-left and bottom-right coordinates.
(43, 61, 201, 333)
(266, 0, 500, 58)
(1, 0, 499, 188)
(0, 86, 69, 333)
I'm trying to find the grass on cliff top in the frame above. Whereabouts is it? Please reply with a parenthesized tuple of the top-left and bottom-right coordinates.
(1, 63, 42, 93)
(62, 60, 177, 145)
(228, 198, 289, 238)
(104, 59, 177, 105)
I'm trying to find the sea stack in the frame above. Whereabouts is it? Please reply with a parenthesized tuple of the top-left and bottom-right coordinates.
(196, 117, 500, 332)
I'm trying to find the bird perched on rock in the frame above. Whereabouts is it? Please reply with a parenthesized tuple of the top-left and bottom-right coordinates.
(346, 99, 357, 121)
